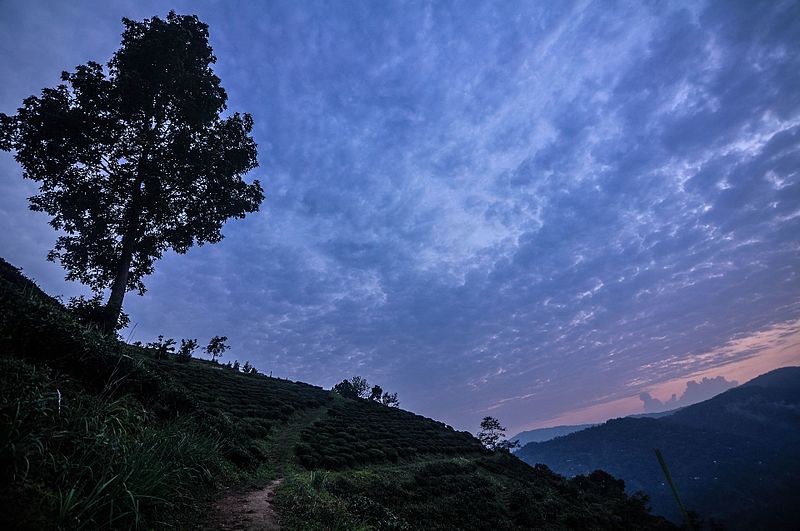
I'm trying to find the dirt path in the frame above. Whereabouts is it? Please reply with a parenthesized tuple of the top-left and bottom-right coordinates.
(204, 404, 332, 529)
(209, 479, 284, 530)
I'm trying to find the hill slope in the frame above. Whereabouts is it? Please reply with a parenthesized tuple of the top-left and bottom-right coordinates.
(510, 424, 598, 447)
(0, 257, 675, 530)
(510, 409, 683, 449)
(516, 367, 800, 530)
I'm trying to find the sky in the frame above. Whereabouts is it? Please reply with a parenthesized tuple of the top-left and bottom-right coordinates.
(1, 0, 799, 434)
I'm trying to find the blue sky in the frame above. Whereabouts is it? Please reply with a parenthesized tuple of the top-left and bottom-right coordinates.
(1, 0, 799, 433)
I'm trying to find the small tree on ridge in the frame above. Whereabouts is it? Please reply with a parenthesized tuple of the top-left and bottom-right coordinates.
(176, 338, 198, 363)
(349, 376, 370, 399)
(478, 416, 519, 451)
(205, 335, 230, 362)
(146, 334, 176, 360)
(381, 391, 400, 408)
(332, 379, 359, 399)
(369, 384, 383, 401)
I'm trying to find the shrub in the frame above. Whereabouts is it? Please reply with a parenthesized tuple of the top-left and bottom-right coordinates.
(176, 339, 198, 363)
(67, 294, 130, 333)
(146, 335, 176, 360)
(204, 335, 230, 362)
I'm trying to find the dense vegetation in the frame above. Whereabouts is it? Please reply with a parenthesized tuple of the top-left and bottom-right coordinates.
(0, 258, 219, 529)
(516, 367, 800, 530)
(295, 400, 485, 470)
(0, 257, 676, 529)
(153, 358, 331, 469)
(276, 458, 670, 530)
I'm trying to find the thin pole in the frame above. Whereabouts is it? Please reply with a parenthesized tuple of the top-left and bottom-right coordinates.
(655, 448, 692, 529)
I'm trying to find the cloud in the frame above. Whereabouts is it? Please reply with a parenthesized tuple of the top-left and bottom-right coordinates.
(640, 375, 739, 413)
(1, 0, 799, 433)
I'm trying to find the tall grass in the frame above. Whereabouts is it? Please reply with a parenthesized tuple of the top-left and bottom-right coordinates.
(1, 358, 222, 529)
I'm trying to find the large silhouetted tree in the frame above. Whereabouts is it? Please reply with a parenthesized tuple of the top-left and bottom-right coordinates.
(0, 12, 264, 331)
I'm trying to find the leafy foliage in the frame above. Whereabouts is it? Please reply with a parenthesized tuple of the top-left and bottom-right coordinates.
(0, 359, 222, 530)
(334, 375, 401, 407)
(145, 334, 176, 360)
(277, 454, 675, 531)
(369, 384, 384, 401)
(0, 12, 264, 329)
(332, 379, 359, 399)
(0, 258, 192, 416)
(152, 357, 329, 469)
(176, 338, 198, 363)
(0, 260, 225, 528)
(295, 400, 489, 470)
(67, 294, 130, 332)
(349, 376, 370, 398)
(478, 416, 519, 451)
(382, 391, 400, 408)
(205, 335, 229, 362)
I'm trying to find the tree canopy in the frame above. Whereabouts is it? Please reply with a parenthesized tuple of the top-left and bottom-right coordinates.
(381, 391, 400, 408)
(333, 375, 400, 407)
(369, 384, 383, 401)
(349, 376, 370, 399)
(478, 416, 519, 451)
(0, 11, 264, 330)
(205, 335, 230, 362)
(332, 379, 359, 399)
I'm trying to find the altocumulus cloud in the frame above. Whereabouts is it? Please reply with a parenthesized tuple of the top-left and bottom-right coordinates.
(0, 0, 798, 432)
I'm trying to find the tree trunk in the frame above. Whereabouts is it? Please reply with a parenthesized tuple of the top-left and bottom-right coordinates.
(103, 139, 149, 333)
(103, 234, 135, 333)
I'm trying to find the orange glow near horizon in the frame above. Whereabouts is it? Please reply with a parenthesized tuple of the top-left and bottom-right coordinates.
(520, 319, 800, 431)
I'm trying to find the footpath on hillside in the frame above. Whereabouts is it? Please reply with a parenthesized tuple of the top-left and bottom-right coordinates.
(208, 479, 283, 531)
(204, 404, 331, 530)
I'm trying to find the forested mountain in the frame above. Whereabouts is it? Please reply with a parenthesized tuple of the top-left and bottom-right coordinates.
(510, 407, 685, 449)
(516, 367, 800, 530)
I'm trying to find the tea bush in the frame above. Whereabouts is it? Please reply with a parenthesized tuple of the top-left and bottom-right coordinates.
(296, 399, 487, 470)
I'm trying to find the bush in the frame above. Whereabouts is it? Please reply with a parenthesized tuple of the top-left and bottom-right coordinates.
(67, 294, 130, 333)
(146, 335, 176, 360)
(176, 339, 197, 363)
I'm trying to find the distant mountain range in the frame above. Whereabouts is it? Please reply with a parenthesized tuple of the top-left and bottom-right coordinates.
(516, 367, 800, 530)
(510, 423, 599, 446)
(510, 409, 680, 447)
